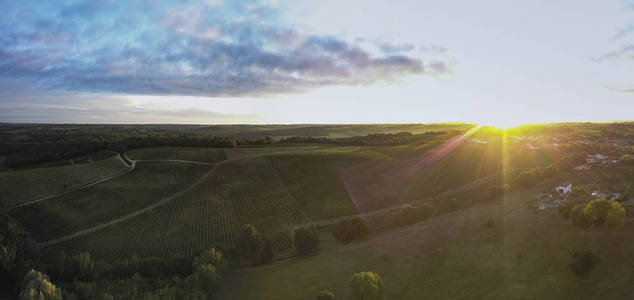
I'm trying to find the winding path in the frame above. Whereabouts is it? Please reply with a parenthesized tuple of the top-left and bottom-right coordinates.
(40, 162, 220, 247)
(7, 154, 135, 210)
(38, 146, 506, 248)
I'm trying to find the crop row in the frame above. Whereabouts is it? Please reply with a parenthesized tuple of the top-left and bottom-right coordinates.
(48, 157, 307, 262)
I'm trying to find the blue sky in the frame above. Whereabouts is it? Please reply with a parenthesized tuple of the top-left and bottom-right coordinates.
(1, 0, 633, 125)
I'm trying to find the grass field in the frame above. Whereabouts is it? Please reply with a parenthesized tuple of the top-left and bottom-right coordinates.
(45, 157, 308, 261)
(0, 155, 129, 207)
(9, 161, 212, 241)
(221, 166, 634, 300)
(127, 147, 227, 163)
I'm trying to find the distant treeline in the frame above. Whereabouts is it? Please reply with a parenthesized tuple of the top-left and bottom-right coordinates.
(278, 130, 453, 146)
(1, 135, 243, 168)
(1, 130, 460, 168)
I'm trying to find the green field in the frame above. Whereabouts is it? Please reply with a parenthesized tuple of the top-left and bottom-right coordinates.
(9, 161, 212, 241)
(221, 166, 634, 300)
(37, 140, 571, 261)
(46, 157, 307, 261)
(127, 147, 227, 163)
(0, 155, 129, 208)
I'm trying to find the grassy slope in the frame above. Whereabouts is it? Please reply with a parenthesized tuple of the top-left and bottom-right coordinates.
(127, 147, 227, 163)
(0, 155, 128, 207)
(268, 148, 390, 220)
(221, 166, 634, 300)
(46, 157, 308, 261)
(10, 161, 212, 241)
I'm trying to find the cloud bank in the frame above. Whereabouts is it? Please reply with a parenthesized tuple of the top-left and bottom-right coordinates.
(0, 0, 451, 97)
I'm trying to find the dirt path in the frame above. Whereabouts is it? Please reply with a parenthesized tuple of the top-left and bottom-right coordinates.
(8, 155, 135, 210)
(39, 148, 317, 247)
(40, 162, 220, 247)
(39, 147, 501, 248)
(133, 159, 215, 165)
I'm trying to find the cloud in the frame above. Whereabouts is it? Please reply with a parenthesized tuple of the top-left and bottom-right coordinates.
(0, 91, 269, 124)
(0, 0, 451, 98)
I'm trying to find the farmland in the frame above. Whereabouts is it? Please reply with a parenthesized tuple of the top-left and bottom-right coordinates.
(127, 147, 227, 163)
(1, 123, 633, 299)
(0, 155, 129, 208)
(9, 161, 213, 241)
(46, 156, 308, 261)
(221, 166, 634, 300)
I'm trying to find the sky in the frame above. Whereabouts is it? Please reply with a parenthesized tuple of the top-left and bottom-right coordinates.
(1, 0, 633, 125)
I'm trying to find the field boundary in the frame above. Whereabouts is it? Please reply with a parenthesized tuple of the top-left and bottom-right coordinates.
(40, 162, 219, 247)
(133, 159, 215, 165)
(290, 170, 502, 231)
(7, 155, 134, 210)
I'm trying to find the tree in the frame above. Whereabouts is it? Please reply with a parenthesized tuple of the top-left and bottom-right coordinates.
(571, 205, 592, 229)
(570, 250, 598, 279)
(294, 228, 320, 256)
(317, 290, 335, 300)
(417, 203, 434, 219)
(333, 217, 369, 243)
(19, 270, 63, 300)
(606, 202, 626, 228)
(437, 198, 459, 214)
(188, 264, 222, 296)
(236, 224, 273, 266)
(193, 248, 226, 272)
(584, 198, 612, 226)
(349, 271, 384, 300)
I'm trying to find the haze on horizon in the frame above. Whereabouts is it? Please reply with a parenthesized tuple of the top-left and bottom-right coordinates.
(1, 0, 634, 126)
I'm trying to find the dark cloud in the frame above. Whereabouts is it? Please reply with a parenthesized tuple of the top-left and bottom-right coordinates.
(0, 1, 451, 97)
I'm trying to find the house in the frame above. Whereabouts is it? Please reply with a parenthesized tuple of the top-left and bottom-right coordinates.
(556, 183, 572, 194)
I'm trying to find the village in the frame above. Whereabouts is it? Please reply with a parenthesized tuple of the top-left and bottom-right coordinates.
(533, 182, 631, 211)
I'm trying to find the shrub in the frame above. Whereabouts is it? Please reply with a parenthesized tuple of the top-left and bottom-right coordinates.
(20, 270, 63, 300)
(417, 203, 434, 219)
(571, 205, 592, 229)
(606, 202, 626, 228)
(584, 198, 612, 226)
(570, 250, 598, 279)
(349, 271, 384, 300)
(437, 198, 459, 214)
(397, 204, 418, 225)
(187, 264, 222, 296)
(294, 228, 320, 256)
(52, 252, 94, 281)
(317, 290, 335, 300)
(193, 248, 226, 272)
(332, 217, 369, 243)
(236, 224, 273, 266)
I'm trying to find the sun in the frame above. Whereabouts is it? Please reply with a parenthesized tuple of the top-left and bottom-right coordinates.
(477, 120, 525, 130)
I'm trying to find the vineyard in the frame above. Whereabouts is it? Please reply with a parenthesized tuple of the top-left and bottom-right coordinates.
(0, 155, 129, 208)
(10, 161, 213, 241)
(46, 157, 308, 261)
(127, 147, 227, 163)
